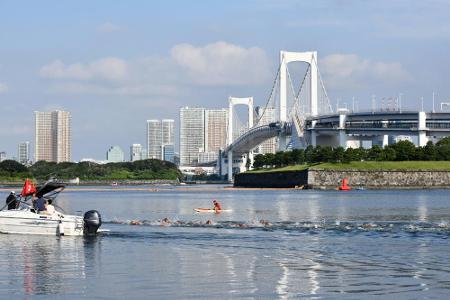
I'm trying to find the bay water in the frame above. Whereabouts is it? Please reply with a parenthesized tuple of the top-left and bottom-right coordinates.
(0, 186, 449, 299)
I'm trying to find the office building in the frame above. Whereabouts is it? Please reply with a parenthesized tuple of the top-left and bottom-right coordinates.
(205, 109, 228, 152)
(0, 152, 6, 162)
(106, 146, 124, 162)
(255, 106, 277, 154)
(130, 144, 143, 162)
(18, 142, 30, 164)
(180, 107, 205, 166)
(35, 110, 72, 162)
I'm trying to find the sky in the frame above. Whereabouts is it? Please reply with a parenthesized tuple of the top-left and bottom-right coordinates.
(1, 0, 450, 161)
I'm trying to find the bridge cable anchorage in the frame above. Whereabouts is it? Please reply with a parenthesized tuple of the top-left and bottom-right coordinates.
(254, 60, 283, 127)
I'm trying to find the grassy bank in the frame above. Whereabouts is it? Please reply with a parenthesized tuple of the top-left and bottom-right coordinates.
(311, 161, 450, 171)
(247, 161, 450, 173)
(246, 164, 310, 173)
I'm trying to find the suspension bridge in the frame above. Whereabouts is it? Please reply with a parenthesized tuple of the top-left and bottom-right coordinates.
(216, 50, 450, 182)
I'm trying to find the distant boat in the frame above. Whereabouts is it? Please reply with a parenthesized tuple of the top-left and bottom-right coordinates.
(111, 182, 118, 186)
(68, 177, 80, 185)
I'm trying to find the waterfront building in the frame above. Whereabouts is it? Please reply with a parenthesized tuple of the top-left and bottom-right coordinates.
(147, 119, 175, 161)
(106, 146, 124, 162)
(180, 107, 205, 166)
(162, 144, 175, 163)
(35, 110, 71, 162)
(0, 152, 6, 162)
(18, 142, 30, 164)
(255, 106, 277, 154)
(130, 144, 143, 161)
(205, 109, 228, 152)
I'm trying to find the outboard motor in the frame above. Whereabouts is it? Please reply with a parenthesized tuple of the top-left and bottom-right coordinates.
(83, 210, 102, 234)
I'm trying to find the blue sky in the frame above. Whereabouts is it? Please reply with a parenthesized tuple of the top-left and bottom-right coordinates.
(1, 0, 450, 160)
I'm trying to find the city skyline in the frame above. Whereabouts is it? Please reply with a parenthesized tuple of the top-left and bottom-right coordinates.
(1, 1, 450, 160)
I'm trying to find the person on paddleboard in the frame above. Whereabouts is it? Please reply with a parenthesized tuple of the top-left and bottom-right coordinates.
(213, 199, 222, 213)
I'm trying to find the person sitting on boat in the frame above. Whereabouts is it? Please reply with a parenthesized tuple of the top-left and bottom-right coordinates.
(213, 199, 222, 213)
(34, 195, 46, 213)
(44, 199, 55, 215)
(6, 191, 18, 210)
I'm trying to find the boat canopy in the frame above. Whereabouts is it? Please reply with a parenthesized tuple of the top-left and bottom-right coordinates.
(35, 181, 66, 199)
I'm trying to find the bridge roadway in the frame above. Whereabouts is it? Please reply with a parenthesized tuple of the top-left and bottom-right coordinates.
(223, 122, 290, 156)
(307, 111, 450, 137)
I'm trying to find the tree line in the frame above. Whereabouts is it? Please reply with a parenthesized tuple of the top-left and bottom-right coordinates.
(253, 137, 450, 168)
(0, 159, 182, 181)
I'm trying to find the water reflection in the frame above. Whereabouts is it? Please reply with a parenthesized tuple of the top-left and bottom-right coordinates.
(0, 235, 86, 296)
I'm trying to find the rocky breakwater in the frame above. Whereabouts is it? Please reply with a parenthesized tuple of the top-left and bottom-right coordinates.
(308, 169, 450, 189)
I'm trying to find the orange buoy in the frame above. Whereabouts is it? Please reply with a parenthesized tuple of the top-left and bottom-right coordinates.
(338, 178, 351, 191)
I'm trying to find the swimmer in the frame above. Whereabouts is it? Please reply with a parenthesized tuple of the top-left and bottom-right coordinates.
(130, 220, 142, 225)
(160, 217, 172, 226)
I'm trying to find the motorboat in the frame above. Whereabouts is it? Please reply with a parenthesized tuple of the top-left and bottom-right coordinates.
(0, 180, 102, 236)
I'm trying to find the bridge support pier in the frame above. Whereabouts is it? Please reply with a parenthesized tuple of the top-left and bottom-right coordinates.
(418, 112, 428, 147)
(227, 151, 233, 182)
(418, 132, 428, 147)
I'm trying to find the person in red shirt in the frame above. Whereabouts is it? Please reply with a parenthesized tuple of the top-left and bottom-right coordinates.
(213, 199, 222, 213)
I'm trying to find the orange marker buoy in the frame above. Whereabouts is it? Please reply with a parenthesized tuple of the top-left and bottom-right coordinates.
(339, 178, 351, 191)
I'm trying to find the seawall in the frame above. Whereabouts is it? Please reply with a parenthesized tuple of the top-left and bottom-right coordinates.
(308, 170, 450, 189)
(234, 169, 450, 189)
(234, 170, 308, 188)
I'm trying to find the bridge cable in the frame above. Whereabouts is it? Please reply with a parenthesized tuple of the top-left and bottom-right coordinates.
(254, 60, 283, 127)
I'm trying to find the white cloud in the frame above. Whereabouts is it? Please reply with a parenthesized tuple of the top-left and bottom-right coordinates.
(40, 57, 128, 81)
(321, 54, 412, 90)
(40, 41, 272, 96)
(171, 41, 271, 85)
(0, 82, 8, 93)
(96, 22, 120, 33)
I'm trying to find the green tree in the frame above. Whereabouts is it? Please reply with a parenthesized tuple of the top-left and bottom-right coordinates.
(391, 140, 416, 160)
(367, 145, 383, 161)
(332, 147, 345, 162)
(423, 141, 436, 161)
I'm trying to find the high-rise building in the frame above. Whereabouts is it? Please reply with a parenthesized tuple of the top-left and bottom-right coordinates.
(180, 107, 205, 166)
(0, 152, 6, 162)
(147, 119, 175, 160)
(18, 142, 30, 164)
(205, 109, 228, 152)
(130, 144, 143, 161)
(35, 110, 72, 162)
(162, 119, 174, 145)
(255, 106, 277, 154)
(106, 146, 124, 162)
(147, 120, 162, 159)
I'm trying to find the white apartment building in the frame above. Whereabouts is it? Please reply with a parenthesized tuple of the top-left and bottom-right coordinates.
(35, 110, 72, 162)
(147, 119, 175, 160)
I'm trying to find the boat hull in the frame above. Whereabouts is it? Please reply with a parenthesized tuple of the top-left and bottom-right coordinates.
(0, 210, 84, 236)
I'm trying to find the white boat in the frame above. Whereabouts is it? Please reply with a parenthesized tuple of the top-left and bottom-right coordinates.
(0, 180, 102, 236)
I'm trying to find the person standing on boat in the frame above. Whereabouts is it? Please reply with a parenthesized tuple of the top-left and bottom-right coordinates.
(6, 191, 18, 210)
(213, 199, 222, 213)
